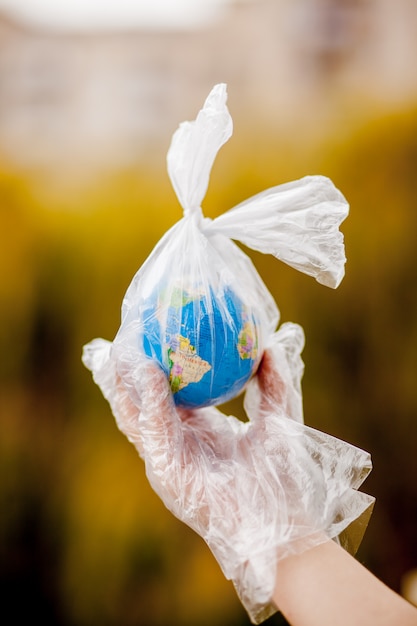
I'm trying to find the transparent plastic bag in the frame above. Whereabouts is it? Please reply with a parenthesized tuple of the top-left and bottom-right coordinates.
(94, 83, 349, 409)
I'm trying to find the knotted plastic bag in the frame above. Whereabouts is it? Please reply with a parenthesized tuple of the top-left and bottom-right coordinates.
(88, 83, 349, 409)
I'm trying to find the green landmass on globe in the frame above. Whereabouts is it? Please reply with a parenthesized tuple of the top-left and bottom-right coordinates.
(168, 335, 212, 394)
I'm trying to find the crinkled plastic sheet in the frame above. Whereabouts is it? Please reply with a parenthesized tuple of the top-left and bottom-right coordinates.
(82, 84, 374, 624)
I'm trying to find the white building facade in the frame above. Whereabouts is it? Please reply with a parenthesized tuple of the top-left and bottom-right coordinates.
(0, 0, 416, 169)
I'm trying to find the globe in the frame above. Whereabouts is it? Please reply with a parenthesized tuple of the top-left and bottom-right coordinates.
(141, 285, 260, 408)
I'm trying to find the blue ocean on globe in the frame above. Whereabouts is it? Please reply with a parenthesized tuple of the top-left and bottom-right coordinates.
(141, 286, 260, 408)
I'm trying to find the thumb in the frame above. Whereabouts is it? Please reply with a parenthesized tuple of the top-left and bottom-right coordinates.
(257, 349, 286, 412)
(243, 348, 286, 426)
(244, 324, 305, 424)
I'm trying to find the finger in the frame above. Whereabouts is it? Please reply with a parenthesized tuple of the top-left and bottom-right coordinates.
(82, 338, 148, 456)
(117, 361, 184, 467)
(257, 349, 286, 413)
(267, 323, 305, 423)
(114, 373, 146, 457)
(130, 365, 217, 526)
(245, 324, 305, 425)
(243, 348, 286, 425)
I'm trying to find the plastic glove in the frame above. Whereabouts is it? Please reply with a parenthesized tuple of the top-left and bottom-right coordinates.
(83, 323, 374, 624)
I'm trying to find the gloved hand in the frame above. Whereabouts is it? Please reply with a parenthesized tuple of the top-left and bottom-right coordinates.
(83, 323, 374, 624)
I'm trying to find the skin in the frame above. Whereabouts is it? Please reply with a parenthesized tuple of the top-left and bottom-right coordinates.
(273, 535, 417, 626)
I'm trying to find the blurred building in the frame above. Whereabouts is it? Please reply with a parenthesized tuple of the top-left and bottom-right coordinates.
(0, 0, 416, 170)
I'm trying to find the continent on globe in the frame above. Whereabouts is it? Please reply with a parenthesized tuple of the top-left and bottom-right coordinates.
(168, 335, 212, 393)
(141, 284, 261, 408)
(237, 315, 258, 360)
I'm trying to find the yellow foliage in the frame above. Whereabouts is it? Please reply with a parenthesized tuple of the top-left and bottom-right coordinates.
(1, 104, 417, 625)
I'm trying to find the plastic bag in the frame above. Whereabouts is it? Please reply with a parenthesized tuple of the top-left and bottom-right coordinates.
(92, 83, 348, 409)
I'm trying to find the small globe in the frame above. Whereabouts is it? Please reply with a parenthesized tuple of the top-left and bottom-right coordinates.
(141, 285, 260, 408)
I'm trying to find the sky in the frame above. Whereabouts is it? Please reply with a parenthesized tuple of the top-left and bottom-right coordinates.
(0, 0, 231, 30)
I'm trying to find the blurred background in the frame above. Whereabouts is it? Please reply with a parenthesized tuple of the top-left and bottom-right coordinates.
(1, 0, 417, 624)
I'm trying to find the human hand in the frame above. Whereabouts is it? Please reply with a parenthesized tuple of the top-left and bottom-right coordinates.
(83, 323, 374, 624)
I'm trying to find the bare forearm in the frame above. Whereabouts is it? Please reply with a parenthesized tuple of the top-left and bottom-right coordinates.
(273, 540, 417, 626)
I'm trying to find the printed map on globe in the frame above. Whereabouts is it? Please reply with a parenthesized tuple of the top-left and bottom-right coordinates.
(142, 286, 260, 408)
